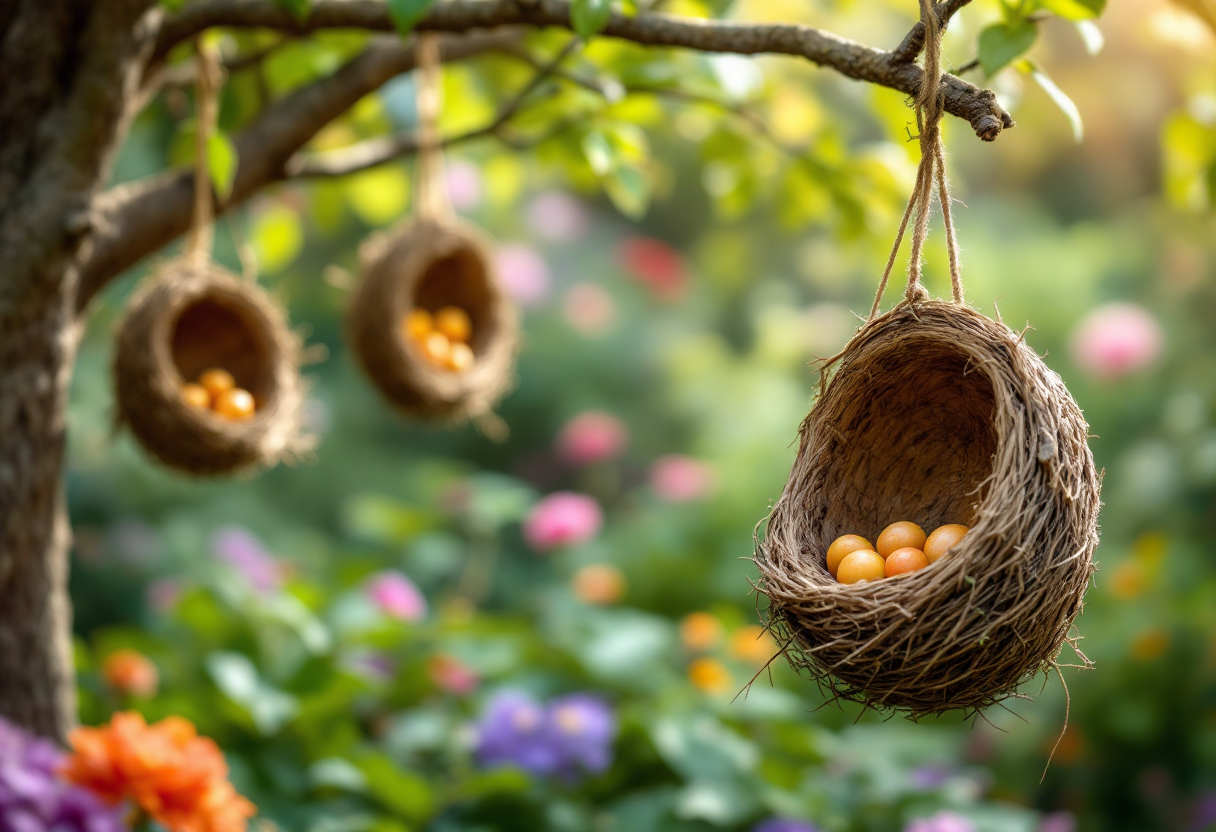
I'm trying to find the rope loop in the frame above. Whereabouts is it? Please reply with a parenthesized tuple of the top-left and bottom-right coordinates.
(868, 0, 964, 320)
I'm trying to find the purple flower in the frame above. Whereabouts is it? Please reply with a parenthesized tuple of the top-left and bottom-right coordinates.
(1194, 792, 1216, 831)
(546, 694, 616, 776)
(1038, 812, 1077, 832)
(365, 571, 427, 622)
(473, 691, 617, 782)
(496, 244, 551, 308)
(474, 691, 562, 777)
(211, 526, 282, 594)
(752, 820, 820, 832)
(909, 765, 953, 790)
(525, 191, 588, 241)
(904, 811, 976, 832)
(446, 160, 483, 211)
(0, 717, 127, 832)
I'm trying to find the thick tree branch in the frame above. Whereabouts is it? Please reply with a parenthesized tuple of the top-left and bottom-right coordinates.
(156, 0, 1013, 141)
(76, 30, 514, 311)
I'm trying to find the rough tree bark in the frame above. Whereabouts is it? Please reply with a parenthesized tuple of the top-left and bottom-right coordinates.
(0, 0, 998, 740)
(0, 0, 157, 742)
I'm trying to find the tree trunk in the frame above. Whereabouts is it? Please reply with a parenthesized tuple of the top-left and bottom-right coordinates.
(0, 0, 157, 741)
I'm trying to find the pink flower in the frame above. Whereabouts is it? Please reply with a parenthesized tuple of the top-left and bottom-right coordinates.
(557, 411, 628, 465)
(365, 571, 427, 622)
(618, 237, 687, 302)
(526, 191, 589, 241)
(446, 160, 483, 211)
(1037, 812, 1077, 832)
(497, 243, 551, 307)
(427, 654, 479, 695)
(1069, 302, 1164, 381)
(650, 455, 717, 503)
(564, 283, 616, 336)
(523, 492, 603, 551)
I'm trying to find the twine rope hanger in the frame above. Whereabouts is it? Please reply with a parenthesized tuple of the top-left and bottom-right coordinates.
(868, 0, 964, 320)
(186, 37, 224, 265)
(415, 33, 453, 222)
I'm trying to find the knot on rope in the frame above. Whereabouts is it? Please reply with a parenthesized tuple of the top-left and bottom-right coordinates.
(904, 282, 930, 304)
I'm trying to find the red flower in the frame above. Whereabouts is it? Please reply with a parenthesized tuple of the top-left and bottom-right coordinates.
(617, 237, 687, 301)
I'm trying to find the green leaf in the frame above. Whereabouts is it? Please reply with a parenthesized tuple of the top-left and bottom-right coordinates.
(581, 129, 617, 176)
(1038, 0, 1105, 21)
(1023, 60, 1084, 143)
(978, 19, 1038, 77)
(571, 0, 613, 39)
(359, 754, 435, 822)
(206, 651, 299, 735)
(251, 205, 302, 273)
(271, 0, 312, 21)
(387, 0, 436, 37)
(602, 164, 651, 219)
(205, 132, 238, 201)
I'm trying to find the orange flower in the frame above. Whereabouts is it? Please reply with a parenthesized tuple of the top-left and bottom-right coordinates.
(572, 564, 626, 605)
(62, 712, 255, 832)
(679, 612, 722, 652)
(688, 658, 732, 694)
(102, 649, 159, 698)
(728, 625, 778, 666)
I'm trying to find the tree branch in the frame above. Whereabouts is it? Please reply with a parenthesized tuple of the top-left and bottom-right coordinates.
(889, 0, 972, 63)
(76, 30, 515, 311)
(288, 36, 580, 178)
(156, 0, 1013, 141)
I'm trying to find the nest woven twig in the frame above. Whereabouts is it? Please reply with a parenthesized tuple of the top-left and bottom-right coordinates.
(114, 259, 310, 475)
(755, 300, 1101, 716)
(348, 216, 518, 423)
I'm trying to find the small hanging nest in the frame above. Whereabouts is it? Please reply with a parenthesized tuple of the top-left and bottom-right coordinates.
(755, 300, 1100, 716)
(347, 216, 518, 423)
(114, 259, 310, 476)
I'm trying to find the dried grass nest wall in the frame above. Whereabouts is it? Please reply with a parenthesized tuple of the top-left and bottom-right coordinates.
(756, 301, 1101, 715)
(348, 217, 518, 422)
(114, 261, 308, 475)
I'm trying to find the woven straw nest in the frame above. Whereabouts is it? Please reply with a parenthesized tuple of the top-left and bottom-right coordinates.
(756, 299, 1101, 716)
(114, 259, 310, 476)
(348, 217, 518, 424)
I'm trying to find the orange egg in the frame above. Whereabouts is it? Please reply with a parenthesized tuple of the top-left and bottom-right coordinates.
(181, 383, 211, 410)
(435, 306, 472, 342)
(876, 521, 927, 557)
(836, 550, 885, 584)
(826, 534, 874, 577)
(924, 524, 969, 563)
(198, 368, 235, 397)
(420, 332, 452, 367)
(403, 308, 433, 342)
(884, 547, 929, 577)
(447, 341, 474, 372)
(213, 387, 255, 420)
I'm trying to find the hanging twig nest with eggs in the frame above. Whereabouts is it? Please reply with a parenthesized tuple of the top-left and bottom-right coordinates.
(755, 300, 1101, 716)
(348, 217, 518, 424)
(114, 259, 310, 475)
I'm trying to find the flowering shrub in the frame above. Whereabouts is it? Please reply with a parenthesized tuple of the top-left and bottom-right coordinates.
(63, 713, 255, 832)
(0, 718, 126, 832)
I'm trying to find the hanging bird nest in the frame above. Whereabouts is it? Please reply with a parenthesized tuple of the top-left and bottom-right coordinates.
(755, 300, 1101, 716)
(114, 259, 310, 476)
(347, 216, 518, 424)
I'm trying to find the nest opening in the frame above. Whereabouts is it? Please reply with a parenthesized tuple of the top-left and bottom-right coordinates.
(811, 338, 997, 565)
(409, 249, 497, 356)
(170, 298, 277, 402)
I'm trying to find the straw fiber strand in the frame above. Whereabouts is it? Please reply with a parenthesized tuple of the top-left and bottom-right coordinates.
(755, 300, 1100, 715)
(348, 217, 518, 422)
(115, 259, 310, 475)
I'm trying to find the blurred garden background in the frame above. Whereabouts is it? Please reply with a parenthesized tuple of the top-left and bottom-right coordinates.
(48, 0, 1216, 830)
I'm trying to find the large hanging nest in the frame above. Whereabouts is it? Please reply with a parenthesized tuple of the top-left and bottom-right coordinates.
(347, 216, 518, 423)
(755, 300, 1100, 716)
(114, 259, 310, 476)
